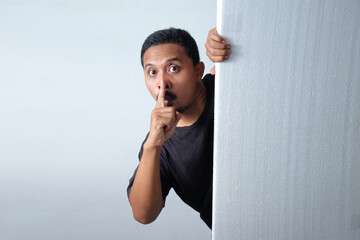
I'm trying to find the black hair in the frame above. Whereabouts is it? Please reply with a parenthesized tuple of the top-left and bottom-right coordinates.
(140, 28, 200, 67)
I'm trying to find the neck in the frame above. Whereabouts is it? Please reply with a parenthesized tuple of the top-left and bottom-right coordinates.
(177, 82, 206, 127)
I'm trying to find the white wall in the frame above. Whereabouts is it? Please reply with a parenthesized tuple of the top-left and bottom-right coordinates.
(213, 0, 360, 239)
(0, 1, 215, 239)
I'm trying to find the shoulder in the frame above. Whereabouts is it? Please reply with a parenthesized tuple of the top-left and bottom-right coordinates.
(202, 73, 215, 86)
(202, 74, 215, 97)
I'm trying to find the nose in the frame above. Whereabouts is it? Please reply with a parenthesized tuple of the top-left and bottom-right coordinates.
(156, 71, 171, 90)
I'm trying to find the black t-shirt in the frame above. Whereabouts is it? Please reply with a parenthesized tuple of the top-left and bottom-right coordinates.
(127, 74, 214, 229)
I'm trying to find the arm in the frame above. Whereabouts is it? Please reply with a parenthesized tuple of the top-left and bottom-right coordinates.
(205, 27, 232, 75)
(129, 80, 181, 224)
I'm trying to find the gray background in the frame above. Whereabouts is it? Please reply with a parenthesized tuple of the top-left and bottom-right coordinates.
(0, 0, 215, 239)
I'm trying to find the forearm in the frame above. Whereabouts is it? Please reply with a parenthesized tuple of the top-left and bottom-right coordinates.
(129, 142, 164, 224)
(129, 80, 180, 224)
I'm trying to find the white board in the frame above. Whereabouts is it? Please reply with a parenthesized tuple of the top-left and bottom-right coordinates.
(213, 0, 360, 239)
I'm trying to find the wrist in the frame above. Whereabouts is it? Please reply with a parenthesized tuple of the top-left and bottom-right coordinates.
(143, 140, 162, 151)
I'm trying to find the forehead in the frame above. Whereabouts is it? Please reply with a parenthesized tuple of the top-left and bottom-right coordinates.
(143, 43, 189, 67)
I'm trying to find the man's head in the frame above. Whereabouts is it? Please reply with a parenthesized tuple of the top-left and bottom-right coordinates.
(141, 28, 205, 114)
(141, 28, 200, 67)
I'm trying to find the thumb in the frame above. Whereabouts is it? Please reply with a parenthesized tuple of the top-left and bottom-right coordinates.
(175, 111, 182, 126)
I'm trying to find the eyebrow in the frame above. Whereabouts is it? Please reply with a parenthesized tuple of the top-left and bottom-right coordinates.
(144, 57, 183, 69)
(167, 57, 183, 63)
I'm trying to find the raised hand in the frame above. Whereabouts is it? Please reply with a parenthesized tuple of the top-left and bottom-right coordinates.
(147, 80, 181, 147)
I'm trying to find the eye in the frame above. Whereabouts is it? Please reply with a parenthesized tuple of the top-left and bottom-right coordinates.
(148, 69, 156, 76)
(169, 65, 180, 73)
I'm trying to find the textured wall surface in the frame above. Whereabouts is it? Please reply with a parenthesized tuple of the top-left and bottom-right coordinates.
(213, 0, 360, 239)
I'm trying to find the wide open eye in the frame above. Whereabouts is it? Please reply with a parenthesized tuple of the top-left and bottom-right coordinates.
(149, 69, 156, 76)
(169, 65, 180, 73)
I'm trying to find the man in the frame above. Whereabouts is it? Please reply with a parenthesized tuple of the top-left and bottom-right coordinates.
(127, 27, 231, 229)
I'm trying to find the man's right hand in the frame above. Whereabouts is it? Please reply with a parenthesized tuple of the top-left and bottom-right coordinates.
(129, 80, 180, 224)
(146, 80, 181, 148)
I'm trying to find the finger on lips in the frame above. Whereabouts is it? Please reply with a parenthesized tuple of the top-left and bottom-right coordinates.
(156, 80, 165, 108)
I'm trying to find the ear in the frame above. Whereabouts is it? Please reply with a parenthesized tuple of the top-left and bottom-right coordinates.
(195, 61, 205, 80)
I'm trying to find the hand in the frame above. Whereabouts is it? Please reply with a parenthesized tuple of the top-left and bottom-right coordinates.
(147, 81, 181, 147)
(205, 27, 232, 75)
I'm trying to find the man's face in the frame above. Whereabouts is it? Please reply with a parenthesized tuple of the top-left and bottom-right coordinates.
(143, 43, 203, 113)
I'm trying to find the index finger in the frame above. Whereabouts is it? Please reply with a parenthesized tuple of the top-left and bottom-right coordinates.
(156, 80, 165, 108)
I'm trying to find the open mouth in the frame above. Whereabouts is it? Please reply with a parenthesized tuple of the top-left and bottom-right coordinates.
(164, 96, 172, 106)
